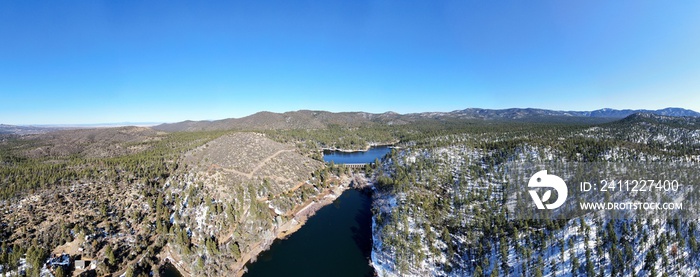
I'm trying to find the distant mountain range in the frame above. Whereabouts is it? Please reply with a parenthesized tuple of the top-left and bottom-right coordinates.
(452, 107, 700, 118)
(567, 107, 700, 117)
(0, 123, 162, 135)
(3, 108, 698, 135)
(0, 124, 63, 135)
(152, 107, 700, 132)
(31, 122, 163, 128)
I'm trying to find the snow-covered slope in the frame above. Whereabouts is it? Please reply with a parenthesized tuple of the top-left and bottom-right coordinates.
(370, 120, 700, 276)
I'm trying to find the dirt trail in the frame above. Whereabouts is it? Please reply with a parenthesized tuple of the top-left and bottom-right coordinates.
(215, 149, 295, 179)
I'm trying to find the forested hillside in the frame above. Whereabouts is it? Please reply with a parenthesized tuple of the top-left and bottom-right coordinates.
(370, 114, 700, 277)
(0, 128, 353, 277)
(0, 111, 698, 276)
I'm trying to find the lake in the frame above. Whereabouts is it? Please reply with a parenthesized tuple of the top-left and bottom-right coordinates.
(243, 146, 391, 276)
(243, 189, 375, 277)
(322, 146, 392, 164)
(160, 262, 183, 277)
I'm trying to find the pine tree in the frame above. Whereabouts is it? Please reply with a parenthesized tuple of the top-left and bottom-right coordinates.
(534, 267, 543, 277)
(197, 256, 205, 271)
(490, 267, 499, 277)
(54, 266, 66, 277)
(126, 266, 135, 277)
(474, 265, 483, 277)
(571, 255, 579, 277)
(105, 244, 116, 266)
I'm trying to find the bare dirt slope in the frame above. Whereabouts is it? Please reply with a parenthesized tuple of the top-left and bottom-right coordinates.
(182, 132, 322, 194)
(166, 132, 343, 276)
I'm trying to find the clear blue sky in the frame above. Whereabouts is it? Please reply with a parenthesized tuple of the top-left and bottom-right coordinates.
(1, 1, 699, 125)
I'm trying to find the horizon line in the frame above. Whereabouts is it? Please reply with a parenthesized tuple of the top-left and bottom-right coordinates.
(3, 106, 696, 126)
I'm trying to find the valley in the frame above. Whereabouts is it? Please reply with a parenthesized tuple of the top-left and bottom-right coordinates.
(4, 1, 698, 276)
(0, 108, 699, 277)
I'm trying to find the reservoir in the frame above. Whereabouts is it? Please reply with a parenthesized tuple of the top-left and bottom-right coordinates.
(243, 189, 374, 277)
(160, 263, 183, 277)
(244, 146, 391, 277)
(322, 146, 392, 164)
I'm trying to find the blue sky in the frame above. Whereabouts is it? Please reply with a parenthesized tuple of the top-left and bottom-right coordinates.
(1, 1, 699, 125)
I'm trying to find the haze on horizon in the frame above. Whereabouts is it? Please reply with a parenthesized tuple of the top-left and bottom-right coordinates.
(1, 1, 699, 125)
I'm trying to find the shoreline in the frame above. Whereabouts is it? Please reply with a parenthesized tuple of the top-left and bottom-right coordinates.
(157, 181, 352, 277)
(368, 187, 397, 277)
(232, 179, 354, 277)
(159, 244, 192, 277)
(321, 141, 399, 153)
(159, 174, 374, 277)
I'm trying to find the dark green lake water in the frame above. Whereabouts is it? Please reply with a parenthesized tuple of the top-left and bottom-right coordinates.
(243, 189, 375, 277)
(160, 262, 183, 277)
